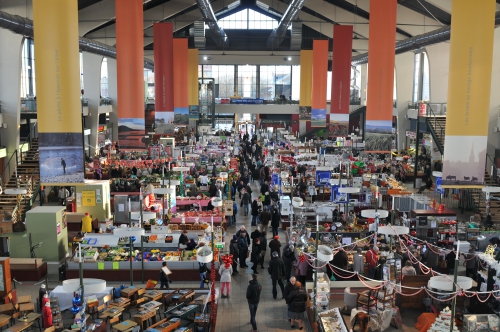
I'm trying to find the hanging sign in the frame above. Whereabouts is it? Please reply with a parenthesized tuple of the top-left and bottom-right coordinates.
(315, 170, 331, 186)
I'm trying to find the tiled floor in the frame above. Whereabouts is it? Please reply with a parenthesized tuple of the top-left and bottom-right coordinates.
(13, 179, 473, 332)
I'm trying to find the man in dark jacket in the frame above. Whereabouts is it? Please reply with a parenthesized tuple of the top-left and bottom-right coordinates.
(159, 262, 170, 289)
(268, 251, 286, 300)
(250, 226, 262, 244)
(271, 207, 281, 237)
(282, 242, 296, 280)
(251, 197, 260, 226)
(236, 226, 250, 245)
(229, 235, 239, 275)
(259, 207, 271, 234)
(261, 180, 269, 195)
(259, 235, 268, 268)
(269, 235, 282, 258)
(238, 232, 249, 268)
(246, 274, 262, 332)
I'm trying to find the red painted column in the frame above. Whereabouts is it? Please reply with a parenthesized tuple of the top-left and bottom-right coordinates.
(153, 23, 174, 130)
(330, 25, 353, 137)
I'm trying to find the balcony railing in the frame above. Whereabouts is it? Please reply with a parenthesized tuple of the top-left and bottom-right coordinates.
(20, 99, 37, 112)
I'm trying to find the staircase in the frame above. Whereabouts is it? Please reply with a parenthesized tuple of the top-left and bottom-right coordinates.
(299, 127, 324, 140)
(426, 116, 446, 152)
(469, 167, 500, 225)
(0, 138, 40, 223)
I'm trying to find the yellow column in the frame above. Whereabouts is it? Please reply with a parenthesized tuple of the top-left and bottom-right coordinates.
(442, 0, 495, 186)
(33, 0, 85, 184)
(188, 49, 199, 106)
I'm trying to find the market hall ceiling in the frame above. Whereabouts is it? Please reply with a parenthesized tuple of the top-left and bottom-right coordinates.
(74, 0, 499, 56)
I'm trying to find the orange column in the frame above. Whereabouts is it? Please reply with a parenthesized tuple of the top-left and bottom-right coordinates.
(153, 23, 174, 131)
(365, 0, 397, 152)
(116, 0, 144, 149)
(311, 40, 328, 127)
(172, 39, 189, 126)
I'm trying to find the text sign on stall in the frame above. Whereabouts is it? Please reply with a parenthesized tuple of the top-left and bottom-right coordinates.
(316, 171, 331, 186)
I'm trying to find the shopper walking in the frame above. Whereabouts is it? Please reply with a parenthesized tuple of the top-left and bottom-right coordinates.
(271, 207, 281, 238)
(259, 207, 271, 235)
(269, 235, 282, 259)
(259, 234, 267, 268)
(229, 235, 239, 275)
(251, 238, 263, 274)
(296, 259, 308, 285)
(268, 251, 286, 300)
(238, 232, 249, 269)
(246, 273, 262, 332)
(287, 281, 308, 330)
(198, 262, 208, 288)
(251, 197, 260, 226)
(284, 276, 296, 322)
(241, 189, 251, 216)
(218, 262, 233, 298)
(159, 262, 170, 289)
(282, 242, 296, 280)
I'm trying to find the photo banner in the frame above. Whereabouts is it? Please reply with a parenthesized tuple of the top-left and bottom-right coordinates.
(330, 25, 353, 137)
(33, 0, 84, 184)
(116, 0, 145, 149)
(311, 40, 328, 129)
(442, 0, 495, 186)
(365, 0, 397, 152)
(311, 109, 326, 127)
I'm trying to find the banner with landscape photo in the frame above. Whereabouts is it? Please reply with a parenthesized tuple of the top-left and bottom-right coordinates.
(365, 120, 393, 151)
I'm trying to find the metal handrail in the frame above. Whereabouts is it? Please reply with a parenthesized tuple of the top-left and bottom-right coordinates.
(485, 153, 499, 186)
(425, 103, 445, 141)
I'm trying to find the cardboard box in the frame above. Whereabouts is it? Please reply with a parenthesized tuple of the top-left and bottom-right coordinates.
(0, 221, 12, 234)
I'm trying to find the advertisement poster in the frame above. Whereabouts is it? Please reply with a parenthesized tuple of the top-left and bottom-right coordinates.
(329, 114, 349, 137)
(365, 120, 394, 152)
(311, 109, 326, 127)
(174, 107, 189, 125)
(39, 133, 85, 184)
(299, 106, 311, 120)
(315, 171, 331, 186)
(82, 190, 96, 207)
(189, 105, 199, 120)
(118, 118, 146, 149)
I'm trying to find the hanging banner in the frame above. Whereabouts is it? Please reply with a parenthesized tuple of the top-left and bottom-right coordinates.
(173, 39, 189, 127)
(116, 0, 145, 149)
(189, 106, 200, 120)
(365, 0, 397, 152)
(153, 23, 174, 135)
(311, 109, 326, 127)
(299, 50, 312, 121)
(315, 170, 331, 187)
(33, 0, 85, 184)
(311, 40, 328, 128)
(442, 0, 495, 186)
(188, 49, 199, 106)
(330, 25, 353, 137)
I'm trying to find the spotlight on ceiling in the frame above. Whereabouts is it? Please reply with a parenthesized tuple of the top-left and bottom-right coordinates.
(203, 56, 210, 60)
(284, 57, 292, 61)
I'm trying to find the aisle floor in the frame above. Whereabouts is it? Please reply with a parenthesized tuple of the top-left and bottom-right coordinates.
(13, 179, 464, 332)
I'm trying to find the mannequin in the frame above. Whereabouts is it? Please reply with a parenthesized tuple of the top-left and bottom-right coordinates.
(42, 301, 53, 328)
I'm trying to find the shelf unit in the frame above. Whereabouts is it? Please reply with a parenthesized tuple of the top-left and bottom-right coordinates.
(472, 254, 500, 317)
(313, 273, 330, 313)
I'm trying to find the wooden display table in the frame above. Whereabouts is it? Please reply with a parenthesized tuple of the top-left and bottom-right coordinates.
(145, 318, 181, 332)
(100, 306, 125, 319)
(108, 298, 130, 308)
(0, 314, 11, 329)
(120, 287, 140, 299)
(112, 319, 138, 332)
(133, 309, 157, 331)
(18, 313, 41, 330)
(143, 291, 162, 302)
(163, 290, 195, 310)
